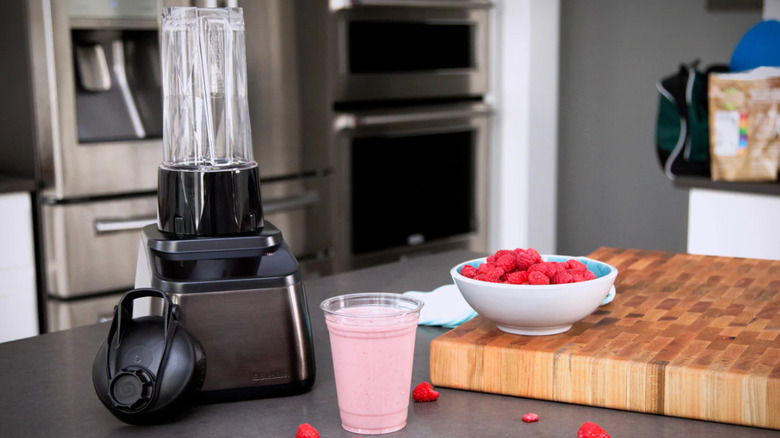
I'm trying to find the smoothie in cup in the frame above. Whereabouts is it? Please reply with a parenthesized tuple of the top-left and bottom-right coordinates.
(321, 293, 423, 435)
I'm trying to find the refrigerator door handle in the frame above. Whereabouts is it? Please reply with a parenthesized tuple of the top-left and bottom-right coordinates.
(93, 192, 321, 234)
(263, 190, 320, 214)
(94, 216, 157, 235)
(263, 190, 320, 213)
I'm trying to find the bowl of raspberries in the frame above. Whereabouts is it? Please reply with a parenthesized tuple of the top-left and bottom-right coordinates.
(450, 248, 617, 335)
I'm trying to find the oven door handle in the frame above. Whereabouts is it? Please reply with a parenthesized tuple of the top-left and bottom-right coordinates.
(334, 104, 492, 130)
(94, 217, 157, 234)
(330, 0, 493, 10)
(263, 190, 320, 214)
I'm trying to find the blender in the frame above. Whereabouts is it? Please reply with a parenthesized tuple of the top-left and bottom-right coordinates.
(135, 6, 315, 401)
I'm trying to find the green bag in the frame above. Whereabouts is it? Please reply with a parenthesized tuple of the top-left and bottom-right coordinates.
(655, 62, 728, 179)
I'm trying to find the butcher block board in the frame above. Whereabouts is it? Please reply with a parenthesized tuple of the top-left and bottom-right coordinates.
(430, 248, 780, 429)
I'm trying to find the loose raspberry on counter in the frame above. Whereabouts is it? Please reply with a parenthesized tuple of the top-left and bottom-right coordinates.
(296, 423, 320, 438)
(577, 421, 610, 438)
(412, 382, 439, 402)
(521, 412, 539, 423)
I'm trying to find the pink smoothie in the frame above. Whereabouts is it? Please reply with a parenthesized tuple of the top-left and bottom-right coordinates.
(325, 306, 419, 435)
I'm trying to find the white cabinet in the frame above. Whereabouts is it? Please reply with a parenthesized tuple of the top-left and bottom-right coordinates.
(687, 188, 780, 260)
(0, 192, 38, 342)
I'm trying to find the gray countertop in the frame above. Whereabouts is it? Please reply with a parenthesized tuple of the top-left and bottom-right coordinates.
(0, 249, 777, 438)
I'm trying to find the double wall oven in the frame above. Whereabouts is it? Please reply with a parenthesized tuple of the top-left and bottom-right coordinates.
(297, 0, 493, 270)
(15, 0, 332, 332)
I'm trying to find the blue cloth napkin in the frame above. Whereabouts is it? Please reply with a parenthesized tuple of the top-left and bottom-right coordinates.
(403, 284, 616, 329)
(403, 284, 478, 329)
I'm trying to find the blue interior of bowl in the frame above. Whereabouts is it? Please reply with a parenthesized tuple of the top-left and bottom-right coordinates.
(458, 255, 613, 278)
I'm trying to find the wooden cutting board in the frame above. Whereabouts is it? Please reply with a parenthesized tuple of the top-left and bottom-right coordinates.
(430, 247, 780, 429)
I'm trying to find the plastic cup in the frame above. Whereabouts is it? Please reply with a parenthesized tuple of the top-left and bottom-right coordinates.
(320, 293, 423, 435)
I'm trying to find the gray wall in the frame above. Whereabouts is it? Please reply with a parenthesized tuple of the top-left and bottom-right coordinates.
(557, 0, 761, 256)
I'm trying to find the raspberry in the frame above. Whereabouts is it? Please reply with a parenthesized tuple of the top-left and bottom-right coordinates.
(521, 412, 539, 423)
(572, 270, 597, 282)
(468, 248, 596, 286)
(527, 271, 550, 285)
(577, 421, 610, 438)
(296, 423, 320, 438)
(486, 249, 511, 264)
(515, 248, 542, 270)
(495, 254, 517, 273)
(567, 259, 588, 272)
(477, 262, 496, 275)
(460, 264, 478, 278)
(552, 271, 574, 284)
(505, 270, 529, 284)
(483, 267, 504, 283)
(412, 382, 439, 402)
(528, 262, 557, 279)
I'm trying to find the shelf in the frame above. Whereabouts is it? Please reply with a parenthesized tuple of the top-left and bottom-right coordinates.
(673, 175, 780, 197)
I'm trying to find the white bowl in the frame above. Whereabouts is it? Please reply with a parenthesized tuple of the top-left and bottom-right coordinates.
(450, 255, 618, 336)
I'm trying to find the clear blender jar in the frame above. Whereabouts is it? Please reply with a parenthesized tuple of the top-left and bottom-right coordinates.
(158, 7, 263, 236)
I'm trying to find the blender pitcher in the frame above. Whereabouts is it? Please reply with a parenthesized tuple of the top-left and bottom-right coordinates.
(158, 7, 263, 236)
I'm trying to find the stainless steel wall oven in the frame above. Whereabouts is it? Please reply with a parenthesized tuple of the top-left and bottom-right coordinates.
(297, 0, 492, 271)
(329, 0, 491, 103)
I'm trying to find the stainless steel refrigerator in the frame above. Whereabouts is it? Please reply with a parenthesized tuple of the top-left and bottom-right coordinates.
(1, 0, 333, 332)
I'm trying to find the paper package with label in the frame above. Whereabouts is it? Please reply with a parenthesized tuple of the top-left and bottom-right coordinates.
(708, 67, 780, 181)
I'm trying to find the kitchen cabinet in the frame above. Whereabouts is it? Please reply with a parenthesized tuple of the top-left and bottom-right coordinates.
(687, 188, 780, 260)
(675, 177, 780, 260)
(0, 191, 38, 342)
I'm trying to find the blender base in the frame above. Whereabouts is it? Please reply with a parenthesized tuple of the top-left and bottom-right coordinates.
(135, 222, 316, 401)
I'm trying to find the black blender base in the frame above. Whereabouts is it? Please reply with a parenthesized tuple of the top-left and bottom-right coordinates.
(138, 222, 316, 403)
(195, 375, 316, 404)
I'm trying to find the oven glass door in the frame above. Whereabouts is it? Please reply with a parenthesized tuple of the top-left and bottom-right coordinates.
(338, 103, 490, 260)
(348, 21, 474, 73)
(351, 129, 475, 254)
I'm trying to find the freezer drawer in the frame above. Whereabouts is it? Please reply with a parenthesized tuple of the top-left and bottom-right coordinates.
(47, 293, 120, 332)
(43, 195, 157, 298)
